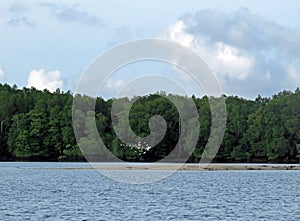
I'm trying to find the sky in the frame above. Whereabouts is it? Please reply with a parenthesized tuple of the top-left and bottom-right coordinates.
(0, 0, 300, 99)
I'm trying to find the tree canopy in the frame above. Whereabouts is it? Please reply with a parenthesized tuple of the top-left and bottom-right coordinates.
(1, 83, 300, 163)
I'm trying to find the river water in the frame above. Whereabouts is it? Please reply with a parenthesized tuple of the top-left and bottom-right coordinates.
(0, 162, 299, 220)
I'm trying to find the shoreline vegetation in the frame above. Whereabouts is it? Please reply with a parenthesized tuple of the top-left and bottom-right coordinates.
(1, 83, 300, 163)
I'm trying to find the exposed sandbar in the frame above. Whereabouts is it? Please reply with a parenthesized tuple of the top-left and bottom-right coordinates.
(55, 163, 300, 171)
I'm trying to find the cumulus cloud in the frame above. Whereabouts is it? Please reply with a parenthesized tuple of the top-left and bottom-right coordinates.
(183, 8, 300, 59)
(39, 3, 104, 26)
(161, 20, 254, 81)
(27, 69, 63, 92)
(161, 8, 300, 98)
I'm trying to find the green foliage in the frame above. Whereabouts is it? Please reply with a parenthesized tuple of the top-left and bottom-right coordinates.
(0, 83, 300, 163)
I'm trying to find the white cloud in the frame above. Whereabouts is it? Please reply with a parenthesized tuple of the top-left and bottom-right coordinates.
(214, 42, 253, 80)
(0, 65, 4, 78)
(27, 69, 63, 92)
(160, 8, 300, 98)
(160, 19, 254, 81)
(164, 20, 194, 48)
(104, 78, 125, 89)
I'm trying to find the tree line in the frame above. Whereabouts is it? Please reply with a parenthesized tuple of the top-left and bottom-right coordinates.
(1, 83, 300, 163)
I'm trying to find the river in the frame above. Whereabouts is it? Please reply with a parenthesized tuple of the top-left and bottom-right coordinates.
(0, 162, 299, 220)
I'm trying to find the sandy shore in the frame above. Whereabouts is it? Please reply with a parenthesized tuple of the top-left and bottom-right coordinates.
(57, 163, 300, 171)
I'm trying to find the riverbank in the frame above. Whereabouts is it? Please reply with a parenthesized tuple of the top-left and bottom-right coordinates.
(57, 163, 300, 171)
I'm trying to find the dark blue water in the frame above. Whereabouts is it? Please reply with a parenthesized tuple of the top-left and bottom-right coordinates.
(0, 163, 300, 220)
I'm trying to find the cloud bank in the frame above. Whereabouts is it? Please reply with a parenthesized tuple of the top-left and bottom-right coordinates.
(27, 69, 63, 92)
(161, 8, 300, 98)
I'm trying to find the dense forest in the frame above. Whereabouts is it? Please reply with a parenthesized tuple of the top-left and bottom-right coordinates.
(1, 83, 300, 163)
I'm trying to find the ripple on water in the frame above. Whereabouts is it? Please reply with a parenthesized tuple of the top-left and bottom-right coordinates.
(0, 163, 300, 220)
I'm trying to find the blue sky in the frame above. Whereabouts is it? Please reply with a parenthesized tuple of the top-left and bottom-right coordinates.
(0, 0, 300, 99)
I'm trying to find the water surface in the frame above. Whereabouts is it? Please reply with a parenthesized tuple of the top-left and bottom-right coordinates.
(0, 162, 299, 220)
